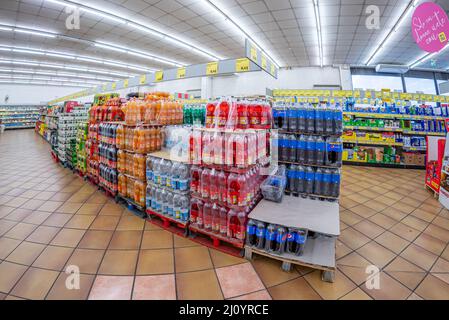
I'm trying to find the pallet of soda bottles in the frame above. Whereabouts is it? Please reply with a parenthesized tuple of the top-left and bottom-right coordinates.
(245, 193, 339, 282)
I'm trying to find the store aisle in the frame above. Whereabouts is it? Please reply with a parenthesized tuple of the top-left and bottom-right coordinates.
(1, 130, 449, 300)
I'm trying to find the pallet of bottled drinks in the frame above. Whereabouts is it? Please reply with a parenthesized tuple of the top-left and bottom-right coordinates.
(245, 195, 339, 282)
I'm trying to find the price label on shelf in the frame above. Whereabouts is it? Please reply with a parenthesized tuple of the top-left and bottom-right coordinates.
(177, 68, 186, 79)
(123, 79, 129, 88)
(250, 46, 258, 62)
(155, 71, 163, 82)
(139, 75, 146, 85)
(206, 62, 218, 75)
(354, 90, 360, 98)
(261, 55, 267, 69)
(236, 58, 250, 72)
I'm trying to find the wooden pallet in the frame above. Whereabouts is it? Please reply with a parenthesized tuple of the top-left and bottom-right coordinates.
(117, 195, 146, 218)
(188, 224, 244, 257)
(146, 209, 188, 237)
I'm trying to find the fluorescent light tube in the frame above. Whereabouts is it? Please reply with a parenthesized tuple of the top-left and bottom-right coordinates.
(14, 29, 56, 38)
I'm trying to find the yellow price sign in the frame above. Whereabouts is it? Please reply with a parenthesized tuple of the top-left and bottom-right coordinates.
(261, 55, 267, 69)
(139, 75, 146, 85)
(354, 90, 360, 98)
(236, 58, 250, 72)
(155, 71, 163, 82)
(112, 82, 117, 90)
(365, 91, 372, 98)
(177, 68, 186, 79)
(250, 46, 258, 62)
(270, 63, 275, 75)
(206, 62, 218, 75)
(123, 79, 129, 88)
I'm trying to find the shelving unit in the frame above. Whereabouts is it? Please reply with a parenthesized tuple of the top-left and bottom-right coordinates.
(0, 105, 43, 129)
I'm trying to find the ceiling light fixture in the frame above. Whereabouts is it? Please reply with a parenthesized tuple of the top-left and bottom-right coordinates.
(0, 80, 91, 88)
(200, 0, 281, 68)
(14, 29, 56, 38)
(313, 0, 323, 67)
(42, 0, 222, 61)
(365, 0, 420, 65)
(94, 43, 127, 54)
(0, 26, 12, 31)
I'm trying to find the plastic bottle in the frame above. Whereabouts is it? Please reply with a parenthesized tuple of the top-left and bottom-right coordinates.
(305, 104, 315, 133)
(304, 166, 315, 195)
(295, 229, 308, 256)
(236, 211, 247, 241)
(286, 228, 297, 254)
(200, 168, 211, 198)
(315, 136, 326, 166)
(173, 194, 182, 220)
(217, 171, 227, 203)
(334, 103, 343, 134)
(322, 168, 332, 196)
(166, 191, 174, 217)
(190, 165, 201, 194)
(297, 103, 306, 132)
(190, 198, 203, 225)
(275, 226, 287, 254)
(202, 201, 212, 230)
(209, 169, 219, 201)
(226, 209, 238, 238)
(237, 100, 248, 129)
(265, 224, 277, 252)
(169, 161, 179, 189)
(288, 104, 298, 131)
(279, 134, 288, 162)
(315, 104, 325, 134)
(288, 134, 297, 162)
(211, 204, 220, 233)
(178, 163, 190, 191)
(150, 185, 157, 210)
(161, 189, 168, 215)
(246, 219, 257, 246)
(180, 195, 190, 222)
(306, 135, 316, 165)
(324, 104, 334, 135)
(255, 221, 266, 249)
(296, 135, 306, 164)
(219, 206, 228, 235)
(314, 168, 323, 196)
(325, 137, 343, 167)
(287, 165, 295, 192)
(146, 184, 152, 208)
(330, 169, 341, 198)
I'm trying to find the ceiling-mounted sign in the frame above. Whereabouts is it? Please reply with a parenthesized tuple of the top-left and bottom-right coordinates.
(206, 62, 218, 75)
(155, 71, 164, 82)
(412, 2, 449, 53)
(177, 68, 186, 79)
(139, 74, 146, 85)
(245, 39, 278, 78)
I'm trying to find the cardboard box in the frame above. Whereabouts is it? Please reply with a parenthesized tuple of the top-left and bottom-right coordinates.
(414, 154, 426, 166)
(403, 152, 415, 165)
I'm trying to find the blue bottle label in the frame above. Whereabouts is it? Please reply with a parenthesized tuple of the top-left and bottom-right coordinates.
(316, 141, 326, 151)
(265, 230, 277, 241)
(298, 140, 306, 149)
(327, 143, 342, 152)
(247, 225, 256, 235)
(331, 173, 341, 183)
(296, 234, 306, 244)
(306, 141, 316, 150)
(289, 139, 297, 148)
(297, 170, 305, 179)
(323, 173, 332, 183)
(306, 172, 315, 180)
(315, 173, 323, 181)
(276, 232, 287, 243)
(256, 228, 265, 237)
(287, 232, 295, 242)
(179, 179, 188, 191)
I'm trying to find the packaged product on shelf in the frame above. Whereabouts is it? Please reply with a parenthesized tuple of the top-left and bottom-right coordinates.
(183, 103, 206, 125)
(260, 165, 287, 203)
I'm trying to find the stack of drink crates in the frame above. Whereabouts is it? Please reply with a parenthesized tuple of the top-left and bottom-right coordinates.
(57, 114, 75, 166)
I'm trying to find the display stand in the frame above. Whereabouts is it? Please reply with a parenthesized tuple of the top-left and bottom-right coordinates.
(425, 135, 446, 197)
(245, 196, 339, 282)
(438, 121, 449, 208)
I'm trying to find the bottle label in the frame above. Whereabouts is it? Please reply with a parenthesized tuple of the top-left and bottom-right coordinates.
(276, 232, 287, 243)
(247, 224, 256, 235)
(238, 117, 248, 125)
(296, 234, 306, 244)
(175, 210, 181, 219)
(327, 143, 342, 152)
(265, 230, 276, 241)
(323, 173, 332, 183)
(250, 117, 260, 125)
(256, 228, 265, 237)
(287, 232, 295, 242)
(179, 180, 188, 191)
(331, 174, 341, 183)
(181, 209, 189, 220)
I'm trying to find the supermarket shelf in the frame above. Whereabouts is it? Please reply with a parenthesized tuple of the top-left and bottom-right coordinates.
(402, 146, 427, 151)
(4, 125, 35, 130)
(342, 139, 403, 146)
(344, 126, 402, 132)
(277, 130, 340, 136)
(344, 112, 446, 121)
(249, 196, 340, 236)
(278, 160, 339, 169)
(246, 235, 336, 270)
(343, 160, 425, 169)
(402, 131, 446, 136)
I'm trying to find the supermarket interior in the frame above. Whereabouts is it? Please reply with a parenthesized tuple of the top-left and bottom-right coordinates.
(1, 0, 449, 303)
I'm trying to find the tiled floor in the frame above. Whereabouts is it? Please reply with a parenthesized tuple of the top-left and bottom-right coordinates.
(0, 129, 449, 300)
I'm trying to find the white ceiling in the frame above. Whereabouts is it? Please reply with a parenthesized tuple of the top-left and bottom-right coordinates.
(0, 0, 448, 85)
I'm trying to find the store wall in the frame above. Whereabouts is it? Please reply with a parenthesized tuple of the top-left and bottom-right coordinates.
(0, 84, 85, 106)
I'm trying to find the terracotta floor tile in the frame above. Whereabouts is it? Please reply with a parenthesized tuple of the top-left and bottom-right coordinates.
(413, 233, 446, 255)
(339, 288, 372, 300)
(46, 272, 95, 300)
(368, 213, 397, 229)
(32, 245, 73, 271)
(64, 248, 105, 274)
(5, 197, 29, 208)
(115, 215, 145, 231)
(88, 275, 133, 300)
(49, 192, 72, 202)
(42, 213, 73, 227)
(376, 195, 397, 206)
(0, 237, 21, 259)
(339, 210, 363, 226)
(338, 252, 373, 285)
(76, 203, 104, 215)
(391, 201, 416, 214)
(21, 199, 46, 211)
(400, 197, 422, 208)
(401, 244, 438, 271)
(441, 246, 449, 262)
(10, 267, 59, 300)
(251, 255, 299, 288)
(303, 269, 355, 300)
(98, 250, 138, 275)
(176, 269, 223, 300)
(384, 256, 426, 290)
(108, 231, 142, 250)
(0, 261, 28, 293)
(133, 274, 176, 300)
(411, 208, 437, 223)
(353, 220, 385, 239)
(338, 227, 371, 250)
(50, 229, 86, 248)
(215, 263, 265, 299)
(0, 206, 16, 219)
(415, 275, 449, 300)
(5, 241, 46, 265)
(384, 192, 405, 202)
(140, 230, 173, 249)
(349, 204, 378, 218)
(209, 248, 246, 268)
(175, 246, 213, 273)
(55, 202, 83, 214)
(77, 230, 113, 249)
(64, 215, 96, 229)
(3, 222, 37, 240)
(268, 277, 321, 300)
(19, 190, 41, 199)
(22, 211, 51, 225)
(374, 231, 409, 254)
(336, 240, 352, 259)
(419, 203, 443, 215)
(361, 271, 411, 300)
(433, 216, 449, 231)
(401, 216, 429, 232)
(356, 241, 396, 268)
(89, 216, 120, 231)
(424, 224, 449, 242)
(85, 193, 109, 204)
(136, 249, 174, 275)
(407, 293, 424, 300)
(230, 289, 271, 300)
(339, 196, 359, 209)
(37, 201, 64, 213)
(33, 191, 56, 201)
(4, 208, 33, 222)
(390, 223, 420, 242)
(430, 257, 449, 274)
(380, 207, 407, 221)
(98, 203, 125, 216)
(0, 220, 17, 236)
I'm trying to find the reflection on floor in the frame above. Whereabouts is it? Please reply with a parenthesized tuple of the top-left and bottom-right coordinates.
(0, 129, 448, 300)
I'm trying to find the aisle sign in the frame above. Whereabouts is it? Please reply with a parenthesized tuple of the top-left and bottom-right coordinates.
(206, 62, 218, 75)
(236, 58, 250, 72)
(177, 68, 186, 79)
(139, 75, 146, 85)
(250, 46, 258, 61)
(155, 71, 163, 82)
(270, 63, 275, 76)
(261, 55, 267, 69)
(123, 79, 129, 88)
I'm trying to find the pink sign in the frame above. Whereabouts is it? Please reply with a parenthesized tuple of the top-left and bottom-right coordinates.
(412, 2, 449, 53)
